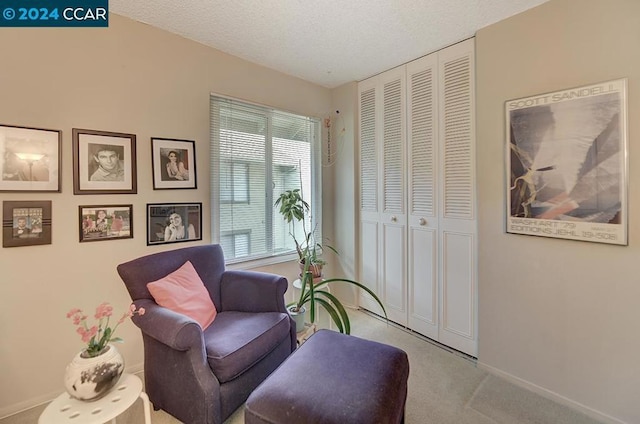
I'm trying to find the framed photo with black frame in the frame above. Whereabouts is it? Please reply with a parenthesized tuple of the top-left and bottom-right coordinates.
(151, 137, 197, 190)
(0, 124, 62, 192)
(79, 204, 133, 243)
(146, 202, 202, 246)
(506, 78, 628, 245)
(73, 128, 137, 195)
(3, 200, 52, 247)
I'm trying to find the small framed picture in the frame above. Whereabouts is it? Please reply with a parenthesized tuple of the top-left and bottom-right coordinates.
(73, 128, 137, 195)
(0, 124, 62, 192)
(3, 200, 52, 247)
(147, 202, 202, 246)
(79, 205, 133, 243)
(151, 137, 197, 189)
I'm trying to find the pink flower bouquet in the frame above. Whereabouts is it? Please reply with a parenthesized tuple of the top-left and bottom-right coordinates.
(67, 302, 145, 357)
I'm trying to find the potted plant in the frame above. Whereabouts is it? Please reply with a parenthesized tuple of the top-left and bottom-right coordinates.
(275, 188, 386, 333)
(274, 188, 333, 279)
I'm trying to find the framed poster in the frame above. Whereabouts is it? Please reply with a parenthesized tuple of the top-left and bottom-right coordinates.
(3, 200, 52, 247)
(146, 202, 202, 246)
(73, 128, 137, 194)
(0, 124, 62, 192)
(506, 78, 628, 245)
(79, 205, 133, 243)
(151, 137, 197, 190)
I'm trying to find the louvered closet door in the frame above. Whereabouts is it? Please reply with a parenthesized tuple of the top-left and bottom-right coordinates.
(358, 77, 383, 315)
(437, 39, 477, 356)
(407, 54, 439, 339)
(379, 67, 407, 325)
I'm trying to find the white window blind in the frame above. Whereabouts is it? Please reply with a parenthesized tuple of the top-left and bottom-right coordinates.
(210, 96, 321, 263)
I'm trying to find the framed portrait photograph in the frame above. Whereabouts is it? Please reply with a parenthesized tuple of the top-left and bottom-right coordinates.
(73, 128, 137, 194)
(0, 124, 62, 192)
(79, 204, 133, 243)
(151, 137, 197, 189)
(3, 200, 52, 247)
(506, 78, 628, 245)
(147, 202, 202, 246)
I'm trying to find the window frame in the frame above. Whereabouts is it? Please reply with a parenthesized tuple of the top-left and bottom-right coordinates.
(210, 94, 322, 266)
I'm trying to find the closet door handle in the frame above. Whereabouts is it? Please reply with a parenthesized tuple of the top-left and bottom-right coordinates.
(419, 218, 427, 226)
(391, 216, 397, 222)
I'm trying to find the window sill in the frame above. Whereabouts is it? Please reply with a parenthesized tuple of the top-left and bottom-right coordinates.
(225, 252, 299, 271)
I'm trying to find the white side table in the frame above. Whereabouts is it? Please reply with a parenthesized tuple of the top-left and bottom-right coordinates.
(293, 278, 327, 290)
(39, 373, 151, 424)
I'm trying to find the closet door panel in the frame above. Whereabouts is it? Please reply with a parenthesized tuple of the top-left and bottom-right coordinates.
(379, 66, 408, 325)
(359, 84, 378, 214)
(360, 220, 383, 314)
(439, 231, 476, 355)
(407, 53, 438, 338)
(408, 226, 437, 338)
(358, 79, 381, 313)
(438, 38, 477, 356)
(382, 222, 406, 324)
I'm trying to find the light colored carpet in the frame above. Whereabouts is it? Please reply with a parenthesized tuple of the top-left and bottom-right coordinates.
(1, 310, 602, 424)
(468, 375, 603, 424)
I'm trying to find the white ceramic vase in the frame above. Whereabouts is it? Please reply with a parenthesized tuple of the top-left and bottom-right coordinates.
(63, 344, 124, 401)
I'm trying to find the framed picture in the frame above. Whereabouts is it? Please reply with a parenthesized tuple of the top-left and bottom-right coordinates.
(73, 128, 137, 194)
(151, 137, 197, 189)
(79, 204, 133, 243)
(506, 78, 628, 245)
(147, 202, 202, 246)
(3, 200, 52, 247)
(0, 124, 62, 192)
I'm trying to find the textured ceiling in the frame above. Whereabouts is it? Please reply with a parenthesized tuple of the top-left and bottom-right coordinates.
(110, 0, 548, 88)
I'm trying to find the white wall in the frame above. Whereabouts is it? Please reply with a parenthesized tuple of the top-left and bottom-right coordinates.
(324, 82, 359, 305)
(476, 1, 640, 423)
(0, 14, 330, 417)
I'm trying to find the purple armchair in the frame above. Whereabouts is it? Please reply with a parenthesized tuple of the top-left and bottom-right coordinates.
(117, 245, 296, 424)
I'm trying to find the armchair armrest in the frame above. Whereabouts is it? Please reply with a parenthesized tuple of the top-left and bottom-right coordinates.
(220, 270, 288, 313)
(131, 299, 205, 352)
(131, 299, 220, 423)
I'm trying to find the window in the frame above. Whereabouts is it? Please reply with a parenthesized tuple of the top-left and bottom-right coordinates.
(210, 96, 321, 263)
(220, 161, 249, 203)
(220, 230, 250, 258)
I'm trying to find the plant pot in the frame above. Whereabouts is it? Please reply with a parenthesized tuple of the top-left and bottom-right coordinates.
(299, 260, 323, 280)
(287, 305, 307, 333)
(63, 344, 124, 401)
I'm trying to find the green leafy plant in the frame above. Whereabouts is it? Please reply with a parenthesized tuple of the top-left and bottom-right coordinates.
(292, 265, 386, 334)
(274, 188, 334, 263)
(275, 187, 386, 334)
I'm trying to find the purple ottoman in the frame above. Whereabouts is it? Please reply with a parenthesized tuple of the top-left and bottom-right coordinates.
(245, 329, 409, 424)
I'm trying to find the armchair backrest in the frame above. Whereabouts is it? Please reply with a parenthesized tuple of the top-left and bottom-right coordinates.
(117, 244, 226, 308)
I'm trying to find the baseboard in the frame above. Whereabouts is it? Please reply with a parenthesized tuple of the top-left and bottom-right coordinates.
(0, 391, 57, 420)
(477, 361, 627, 424)
(0, 361, 145, 420)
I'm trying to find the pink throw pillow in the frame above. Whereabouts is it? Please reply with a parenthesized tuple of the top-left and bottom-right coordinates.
(147, 261, 217, 329)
